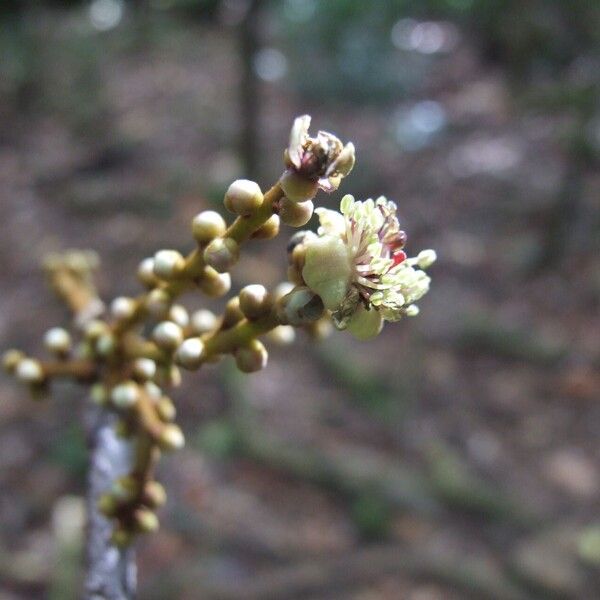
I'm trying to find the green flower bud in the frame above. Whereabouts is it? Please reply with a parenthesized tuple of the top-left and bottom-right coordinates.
(97, 493, 118, 517)
(190, 309, 218, 335)
(222, 297, 245, 329)
(239, 284, 272, 320)
(267, 325, 296, 345)
(95, 333, 116, 358)
(153, 249, 186, 280)
(111, 527, 133, 548)
(156, 397, 176, 422)
(137, 257, 160, 288)
(279, 197, 314, 227)
(15, 358, 44, 384)
(235, 339, 268, 373)
(142, 481, 167, 508)
(192, 210, 227, 243)
(43, 327, 72, 356)
(174, 337, 205, 370)
(346, 305, 384, 340)
(111, 475, 140, 503)
(90, 383, 109, 405)
(145, 289, 172, 319)
(302, 235, 352, 310)
(203, 237, 239, 273)
(3, 349, 25, 374)
(279, 170, 319, 203)
(152, 321, 184, 352)
(198, 266, 231, 297)
(224, 179, 264, 216)
(251, 214, 280, 240)
(159, 424, 185, 451)
(168, 304, 189, 328)
(111, 381, 140, 409)
(132, 358, 157, 381)
(133, 508, 159, 533)
(416, 249, 437, 269)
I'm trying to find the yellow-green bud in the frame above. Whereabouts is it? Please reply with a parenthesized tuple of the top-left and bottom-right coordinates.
(156, 397, 176, 422)
(152, 321, 184, 352)
(15, 358, 44, 384)
(192, 210, 227, 243)
(224, 179, 263, 216)
(3, 349, 25, 374)
(302, 235, 352, 310)
(133, 508, 159, 533)
(43, 327, 72, 356)
(346, 305, 384, 340)
(279, 198, 314, 227)
(198, 267, 231, 297)
(166, 365, 182, 387)
(267, 325, 296, 345)
(222, 297, 245, 329)
(417, 249, 437, 269)
(235, 339, 268, 373)
(137, 257, 159, 288)
(276, 287, 325, 326)
(405, 304, 420, 317)
(159, 424, 185, 451)
(132, 358, 157, 381)
(111, 381, 140, 409)
(168, 304, 189, 329)
(84, 319, 109, 342)
(90, 383, 109, 405)
(252, 214, 280, 240)
(239, 284, 272, 320)
(190, 309, 218, 335)
(279, 170, 319, 202)
(142, 481, 167, 508)
(97, 493, 118, 517)
(95, 333, 116, 358)
(112, 475, 140, 502)
(110, 297, 137, 322)
(174, 337, 205, 370)
(203, 237, 239, 273)
(153, 249, 186, 280)
(144, 381, 163, 400)
(146, 289, 172, 318)
(111, 527, 133, 548)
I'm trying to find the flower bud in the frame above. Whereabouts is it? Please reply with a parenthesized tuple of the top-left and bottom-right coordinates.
(84, 319, 109, 342)
(174, 337, 205, 370)
(112, 475, 140, 502)
(279, 170, 319, 202)
(133, 508, 159, 533)
(239, 284, 272, 320)
(144, 381, 162, 400)
(137, 257, 159, 288)
(198, 267, 231, 297)
(153, 249, 186, 280)
(43, 327, 72, 356)
(405, 304, 420, 317)
(110, 297, 137, 322)
(142, 481, 167, 508)
(156, 397, 176, 422)
(203, 237, 239, 273)
(146, 289, 172, 318)
(90, 383, 109, 405)
(168, 304, 189, 328)
(132, 358, 156, 381)
(251, 214, 280, 240)
(159, 424, 185, 451)
(224, 179, 263, 216)
(346, 305, 384, 340)
(276, 287, 324, 326)
(190, 309, 218, 335)
(95, 333, 116, 358)
(417, 249, 437, 269)
(111, 381, 140, 409)
(166, 365, 182, 387)
(97, 493, 118, 517)
(15, 358, 44, 384)
(192, 210, 227, 243)
(111, 527, 133, 548)
(152, 321, 184, 352)
(235, 339, 268, 373)
(302, 235, 352, 310)
(3, 349, 25, 374)
(267, 325, 296, 345)
(222, 296, 244, 329)
(279, 197, 314, 227)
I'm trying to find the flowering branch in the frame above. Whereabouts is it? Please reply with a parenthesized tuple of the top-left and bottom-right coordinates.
(3, 115, 435, 597)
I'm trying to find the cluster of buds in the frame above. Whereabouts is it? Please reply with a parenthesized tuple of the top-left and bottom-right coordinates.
(3, 115, 435, 546)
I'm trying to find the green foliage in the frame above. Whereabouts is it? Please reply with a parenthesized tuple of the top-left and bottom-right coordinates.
(196, 419, 240, 458)
(50, 424, 88, 477)
(351, 491, 392, 540)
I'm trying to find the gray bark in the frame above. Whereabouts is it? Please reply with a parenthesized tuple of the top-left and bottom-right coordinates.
(84, 406, 136, 600)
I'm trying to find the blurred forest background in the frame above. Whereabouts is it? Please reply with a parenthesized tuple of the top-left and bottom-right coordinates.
(1, 1, 599, 598)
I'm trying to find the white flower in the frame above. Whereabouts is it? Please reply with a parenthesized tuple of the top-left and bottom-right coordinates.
(285, 115, 355, 193)
(302, 195, 435, 331)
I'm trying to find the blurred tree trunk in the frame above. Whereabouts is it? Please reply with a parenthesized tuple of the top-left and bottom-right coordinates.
(84, 408, 136, 600)
(238, 0, 261, 181)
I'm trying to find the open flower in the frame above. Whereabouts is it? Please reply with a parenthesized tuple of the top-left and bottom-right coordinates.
(300, 195, 436, 339)
(280, 115, 355, 201)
